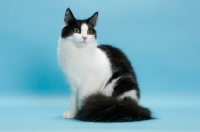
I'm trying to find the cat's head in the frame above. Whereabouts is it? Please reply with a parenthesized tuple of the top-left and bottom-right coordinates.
(61, 8, 98, 48)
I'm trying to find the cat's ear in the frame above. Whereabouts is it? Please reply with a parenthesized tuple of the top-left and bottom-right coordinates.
(88, 12, 98, 27)
(64, 8, 75, 24)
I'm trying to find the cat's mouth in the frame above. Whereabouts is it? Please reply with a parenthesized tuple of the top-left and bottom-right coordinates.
(80, 40, 86, 43)
(75, 39, 87, 44)
(75, 41, 87, 48)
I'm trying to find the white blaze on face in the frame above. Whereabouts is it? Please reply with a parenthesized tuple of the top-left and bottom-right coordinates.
(81, 23, 88, 38)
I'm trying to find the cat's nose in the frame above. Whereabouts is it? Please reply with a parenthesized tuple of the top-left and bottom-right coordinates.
(82, 37, 87, 41)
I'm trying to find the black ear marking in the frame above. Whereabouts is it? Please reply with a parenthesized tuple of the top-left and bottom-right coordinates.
(64, 8, 75, 24)
(88, 12, 98, 27)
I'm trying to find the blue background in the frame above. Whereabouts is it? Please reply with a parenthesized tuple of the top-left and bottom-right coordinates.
(0, 0, 200, 131)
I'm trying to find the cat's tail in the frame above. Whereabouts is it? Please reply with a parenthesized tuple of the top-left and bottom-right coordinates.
(76, 93, 152, 122)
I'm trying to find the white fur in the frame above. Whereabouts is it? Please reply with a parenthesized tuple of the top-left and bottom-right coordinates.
(58, 23, 112, 118)
(118, 90, 139, 102)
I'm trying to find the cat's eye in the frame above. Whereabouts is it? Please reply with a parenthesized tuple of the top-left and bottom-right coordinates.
(87, 29, 93, 35)
(73, 28, 80, 33)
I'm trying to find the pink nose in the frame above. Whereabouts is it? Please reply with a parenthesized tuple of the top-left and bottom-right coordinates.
(82, 37, 87, 41)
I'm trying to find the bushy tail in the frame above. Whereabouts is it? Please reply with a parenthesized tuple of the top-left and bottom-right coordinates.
(76, 93, 152, 122)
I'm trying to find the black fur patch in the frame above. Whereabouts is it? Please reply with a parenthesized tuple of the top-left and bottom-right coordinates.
(98, 45, 140, 98)
(76, 93, 152, 122)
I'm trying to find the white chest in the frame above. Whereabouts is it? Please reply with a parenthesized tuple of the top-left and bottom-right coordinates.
(57, 38, 112, 91)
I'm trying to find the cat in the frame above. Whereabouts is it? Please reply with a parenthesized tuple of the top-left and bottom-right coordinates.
(57, 8, 152, 122)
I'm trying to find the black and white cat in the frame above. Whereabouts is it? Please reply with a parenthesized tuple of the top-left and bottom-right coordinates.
(57, 8, 152, 122)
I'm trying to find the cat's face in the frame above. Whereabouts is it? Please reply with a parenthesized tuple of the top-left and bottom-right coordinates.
(61, 8, 98, 48)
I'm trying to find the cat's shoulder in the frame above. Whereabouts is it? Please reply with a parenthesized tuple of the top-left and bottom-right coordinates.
(97, 44, 133, 71)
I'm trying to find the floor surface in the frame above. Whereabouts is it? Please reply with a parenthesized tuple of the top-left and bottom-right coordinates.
(1, 93, 200, 132)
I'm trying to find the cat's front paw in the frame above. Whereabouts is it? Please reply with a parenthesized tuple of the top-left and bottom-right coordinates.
(63, 111, 76, 119)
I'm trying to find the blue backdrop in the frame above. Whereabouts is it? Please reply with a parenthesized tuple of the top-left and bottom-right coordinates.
(1, 0, 199, 96)
(0, 0, 200, 131)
